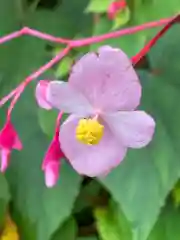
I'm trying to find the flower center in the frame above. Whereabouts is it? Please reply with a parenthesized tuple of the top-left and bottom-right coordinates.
(76, 118, 104, 145)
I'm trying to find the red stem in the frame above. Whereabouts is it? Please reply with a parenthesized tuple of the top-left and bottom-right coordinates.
(7, 46, 71, 118)
(0, 17, 172, 46)
(70, 17, 172, 47)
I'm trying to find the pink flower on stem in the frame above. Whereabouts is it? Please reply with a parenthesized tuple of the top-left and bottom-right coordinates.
(36, 46, 155, 177)
(0, 120, 22, 172)
(108, 0, 127, 20)
(41, 113, 64, 187)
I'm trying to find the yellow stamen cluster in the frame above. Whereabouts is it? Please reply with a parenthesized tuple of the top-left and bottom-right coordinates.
(76, 118, 104, 145)
(1, 215, 19, 240)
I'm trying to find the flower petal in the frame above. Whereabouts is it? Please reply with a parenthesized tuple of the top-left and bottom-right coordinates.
(103, 111, 155, 148)
(59, 115, 127, 177)
(69, 46, 141, 112)
(13, 134, 23, 150)
(46, 81, 94, 115)
(44, 161, 60, 188)
(0, 148, 11, 172)
(35, 80, 52, 110)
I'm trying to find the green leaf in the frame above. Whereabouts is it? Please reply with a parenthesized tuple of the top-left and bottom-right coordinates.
(38, 108, 58, 138)
(78, 237, 98, 240)
(135, 0, 180, 24)
(5, 87, 82, 240)
(0, 0, 22, 34)
(55, 56, 73, 78)
(100, 24, 180, 240)
(0, 174, 10, 227)
(52, 217, 77, 240)
(90, 17, 145, 57)
(112, 8, 130, 30)
(148, 201, 180, 240)
(27, 0, 93, 38)
(171, 180, 180, 207)
(132, 0, 180, 39)
(74, 180, 102, 213)
(94, 200, 132, 240)
(85, 0, 111, 13)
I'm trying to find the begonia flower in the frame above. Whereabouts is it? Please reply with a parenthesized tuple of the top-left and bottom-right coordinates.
(36, 46, 155, 177)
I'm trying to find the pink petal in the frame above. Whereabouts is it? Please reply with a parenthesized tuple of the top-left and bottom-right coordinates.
(0, 121, 22, 150)
(103, 111, 155, 149)
(35, 80, 52, 110)
(13, 134, 23, 150)
(0, 148, 10, 172)
(69, 46, 141, 112)
(59, 115, 127, 177)
(44, 161, 60, 188)
(46, 81, 94, 115)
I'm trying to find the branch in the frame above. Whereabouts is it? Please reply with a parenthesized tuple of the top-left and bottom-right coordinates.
(0, 15, 175, 116)
(71, 17, 172, 47)
(0, 17, 172, 46)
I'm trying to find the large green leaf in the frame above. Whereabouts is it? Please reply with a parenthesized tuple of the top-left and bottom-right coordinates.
(5, 87, 81, 240)
(94, 200, 132, 240)
(148, 201, 180, 240)
(52, 217, 77, 240)
(0, 10, 50, 97)
(131, 0, 180, 40)
(0, 174, 10, 227)
(100, 24, 180, 240)
(0, 0, 26, 96)
(135, 0, 180, 24)
(27, 0, 93, 38)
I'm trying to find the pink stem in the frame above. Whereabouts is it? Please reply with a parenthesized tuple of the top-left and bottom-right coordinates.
(22, 27, 71, 44)
(55, 111, 63, 136)
(71, 17, 172, 47)
(0, 27, 71, 45)
(7, 46, 71, 118)
(0, 85, 21, 106)
(0, 30, 24, 44)
(0, 17, 172, 47)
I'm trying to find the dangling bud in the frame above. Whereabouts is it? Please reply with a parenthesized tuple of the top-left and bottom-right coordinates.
(0, 121, 22, 172)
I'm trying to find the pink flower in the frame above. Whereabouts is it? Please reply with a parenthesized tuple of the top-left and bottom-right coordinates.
(42, 129, 64, 187)
(36, 46, 155, 177)
(35, 80, 52, 110)
(0, 121, 22, 172)
(108, 0, 127, 20)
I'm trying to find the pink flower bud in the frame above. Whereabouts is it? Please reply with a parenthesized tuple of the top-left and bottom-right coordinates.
(42, 133, 64, 188)
(108, 0, 127, 20)
(35, 80, 52, 109)
(0, 121, 22, 172)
